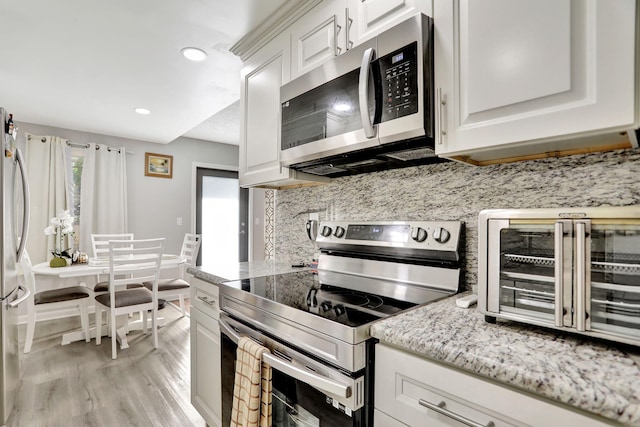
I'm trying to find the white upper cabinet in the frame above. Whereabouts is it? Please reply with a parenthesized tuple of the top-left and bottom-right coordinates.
(347, 0, 431, 46)
(434, 0, 638, 163)
(239, 33, 327, 188)
(239, 33, 290, 187)
(290, 1, 346, 80)
(290, 0, 432, 80)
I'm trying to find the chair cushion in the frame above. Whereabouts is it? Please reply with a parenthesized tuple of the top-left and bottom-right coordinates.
(95, 288, 153, 308)
(94, 281, 144, 292)
(143, 278, 189, 291)
(35, 286, 90, 305)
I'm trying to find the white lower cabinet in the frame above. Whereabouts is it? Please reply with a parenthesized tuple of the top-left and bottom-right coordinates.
(190, 279, 222, 427)
(375, 344, 611, 427)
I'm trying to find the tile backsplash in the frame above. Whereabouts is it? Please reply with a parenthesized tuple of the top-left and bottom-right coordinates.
(273, 148, 640, 291)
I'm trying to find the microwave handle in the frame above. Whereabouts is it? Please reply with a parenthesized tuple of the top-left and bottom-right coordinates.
(359, 47, 377, 138)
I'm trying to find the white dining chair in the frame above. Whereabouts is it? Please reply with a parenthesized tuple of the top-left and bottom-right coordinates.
(90, 233, 136, 293)
(95, 238, 165, 359)
(21, 250, 91, 353)
(143, 233, 201, 317)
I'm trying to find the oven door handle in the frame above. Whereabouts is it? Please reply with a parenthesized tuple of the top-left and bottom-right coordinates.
(219, 318, 352, 399)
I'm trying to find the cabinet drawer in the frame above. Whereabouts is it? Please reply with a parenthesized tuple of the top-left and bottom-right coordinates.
(375, 344, 610, 427)
(190, 278, 219, 319)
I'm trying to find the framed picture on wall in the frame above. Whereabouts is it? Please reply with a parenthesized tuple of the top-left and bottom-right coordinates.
(144, 152, 173, 178)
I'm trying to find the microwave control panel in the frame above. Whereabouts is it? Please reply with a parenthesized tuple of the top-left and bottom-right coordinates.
(378, 42, 419, 123)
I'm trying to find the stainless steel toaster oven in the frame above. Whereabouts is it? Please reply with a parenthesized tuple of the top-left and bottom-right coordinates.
(478, 206, 640, 346)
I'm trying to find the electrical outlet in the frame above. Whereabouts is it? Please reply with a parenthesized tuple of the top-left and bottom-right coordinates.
(177, 217, 183, 226)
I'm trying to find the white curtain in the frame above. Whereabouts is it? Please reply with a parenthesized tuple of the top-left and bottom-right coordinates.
(25, 134, 72, 264)
(79, 143, 128, 254)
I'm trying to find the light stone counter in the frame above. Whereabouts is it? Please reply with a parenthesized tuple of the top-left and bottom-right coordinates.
(370, 294, 640, 426)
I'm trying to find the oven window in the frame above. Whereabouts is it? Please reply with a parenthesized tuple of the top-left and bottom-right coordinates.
(221, 334, 365, 427)
(498, 224, 557, 321)
(589, 223, 640, 337)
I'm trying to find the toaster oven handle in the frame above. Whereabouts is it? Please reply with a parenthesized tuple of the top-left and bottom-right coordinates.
(554, 222, 564, 327)
(575, 222, 587, 332)
(359, 47, 377, 139)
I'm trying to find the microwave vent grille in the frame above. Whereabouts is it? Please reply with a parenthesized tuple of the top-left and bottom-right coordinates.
(383, 147, 437, 161)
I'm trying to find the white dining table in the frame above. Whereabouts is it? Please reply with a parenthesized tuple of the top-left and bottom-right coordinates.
(32, 254, 186, 348)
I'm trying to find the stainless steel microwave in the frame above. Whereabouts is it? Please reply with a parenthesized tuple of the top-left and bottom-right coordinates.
(478, 206, 640, 346)
(280, 14, 442, 178)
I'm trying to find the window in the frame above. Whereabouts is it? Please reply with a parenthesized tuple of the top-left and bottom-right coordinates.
(69, 148, 84, 250)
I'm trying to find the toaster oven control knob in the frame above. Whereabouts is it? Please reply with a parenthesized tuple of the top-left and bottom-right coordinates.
(320, 226, 333, 237)
(433, 227, 451, 244)
(334, 226, 346, 238)
(411, 227, 428, 242)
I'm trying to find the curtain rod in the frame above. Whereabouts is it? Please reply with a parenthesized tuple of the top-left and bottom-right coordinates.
(26, 134, 133, 154)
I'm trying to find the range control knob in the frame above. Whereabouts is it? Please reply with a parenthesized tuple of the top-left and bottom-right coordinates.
(334, 226, 346, 238)
(411, 227, 428, 242)
(433, 227, 451, 243)
(320, 226, 333, 237)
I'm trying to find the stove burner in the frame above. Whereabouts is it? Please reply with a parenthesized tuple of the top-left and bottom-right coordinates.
(327, 290, 384, 309)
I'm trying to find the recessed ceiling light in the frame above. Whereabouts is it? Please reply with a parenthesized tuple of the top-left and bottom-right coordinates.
(134, 108, 151, 115)
(181, 47, 207, 62)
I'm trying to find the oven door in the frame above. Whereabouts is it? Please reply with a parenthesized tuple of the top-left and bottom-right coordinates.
(485, 219, 574, 327)
(586, 219, 640, 341)
(219, 313, 369, 427)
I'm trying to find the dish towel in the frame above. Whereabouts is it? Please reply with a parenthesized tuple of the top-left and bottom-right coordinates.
(231, 336, 273, 427)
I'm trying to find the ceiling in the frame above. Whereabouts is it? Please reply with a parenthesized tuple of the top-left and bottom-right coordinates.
(0, 0, 289, 145)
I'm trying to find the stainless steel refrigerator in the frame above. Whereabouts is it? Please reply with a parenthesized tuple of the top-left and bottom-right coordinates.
(0, 107, 30, 425)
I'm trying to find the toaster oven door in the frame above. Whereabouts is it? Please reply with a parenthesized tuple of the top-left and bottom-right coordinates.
(586, 220, 640, 341)
(487, 219, 573, 327)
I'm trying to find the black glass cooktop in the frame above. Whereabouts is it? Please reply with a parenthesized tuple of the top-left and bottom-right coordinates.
(221, 271, 416, 328)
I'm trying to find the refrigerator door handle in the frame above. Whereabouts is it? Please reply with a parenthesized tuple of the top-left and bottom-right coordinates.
(15, 148, 30, 262)
(8, 285, 30, 308)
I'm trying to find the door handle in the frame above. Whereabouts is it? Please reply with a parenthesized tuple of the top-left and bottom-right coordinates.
(437, 88, 447, 145)
(419, 399, 495, 427)
(15, 148, 30, 262)
(9, 285, 31, 308)
(554, 222, 564, 327)
(219, 317, 352, 399)
(359, 47, 376, 138)
(575, 222, 587, 332)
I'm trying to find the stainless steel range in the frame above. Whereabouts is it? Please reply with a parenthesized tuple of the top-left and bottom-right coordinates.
(218, 220, 463, 427)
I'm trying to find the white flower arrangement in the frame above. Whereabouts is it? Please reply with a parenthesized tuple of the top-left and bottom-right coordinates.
(44, 210, 75, 259)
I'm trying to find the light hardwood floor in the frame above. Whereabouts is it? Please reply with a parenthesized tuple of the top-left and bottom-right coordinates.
(8, 305, 206, 427)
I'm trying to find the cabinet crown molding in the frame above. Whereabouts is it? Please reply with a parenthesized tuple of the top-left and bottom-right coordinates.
(231, 0, 323, 61)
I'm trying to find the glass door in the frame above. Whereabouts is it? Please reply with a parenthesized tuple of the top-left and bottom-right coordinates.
(488, 219, 572, 326)
(588, 220, 640, 338)
(195, 168, 248, 266)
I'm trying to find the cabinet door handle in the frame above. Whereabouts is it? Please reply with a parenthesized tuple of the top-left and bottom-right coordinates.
(345, 8, 353, 50)
(419, 399, 495, 427)
(197, 295, 216, 306)
(334, 17, 342, 56)
(437, 88, 447, 144)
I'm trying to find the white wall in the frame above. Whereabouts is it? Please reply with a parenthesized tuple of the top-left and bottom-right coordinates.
(17, 122, 239, 255)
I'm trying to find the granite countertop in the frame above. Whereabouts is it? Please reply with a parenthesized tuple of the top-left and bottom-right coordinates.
(370, 294, 640, 426)
(190, 262, 640, 426)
